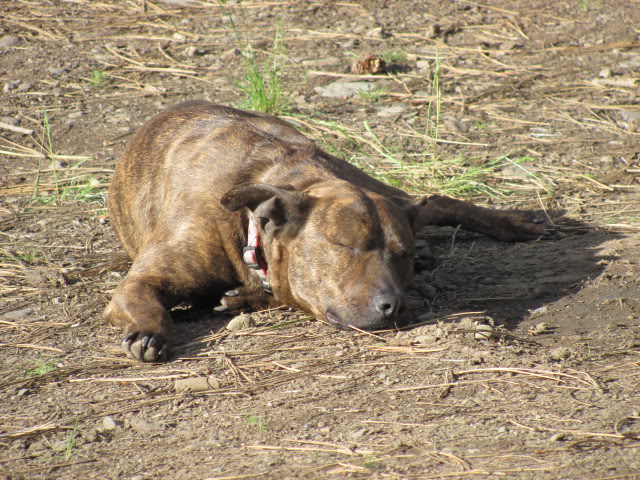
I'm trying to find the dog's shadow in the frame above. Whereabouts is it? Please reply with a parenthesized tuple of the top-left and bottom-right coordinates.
(413, 215, 622, 331)
(161, 215, 619, 353)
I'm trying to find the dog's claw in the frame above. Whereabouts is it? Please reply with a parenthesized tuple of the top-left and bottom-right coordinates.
(122, 332, 169, 362)
(224, 289, 239, 297)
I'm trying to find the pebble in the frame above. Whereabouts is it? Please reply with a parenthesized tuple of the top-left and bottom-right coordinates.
(497, 426, 508, 433)
(16, 82, 31, 92)
(3, 307, 34, 319)
(220, 48, 241, 62)
(129, 417, 164, 433)
(0, 36, 19, 49)
(3, 81, 21, 93)
(314, 81, 374, 98)
(533, 322, 549, 334)
(16, 388, 29, 397)
(226, 313, 255, 332)
(549, 432, 566, 442)
(416, 60, 431, 72)
(619, 110, 640, 122)
(51, 440, 68, 452)
(339, 39, 359, 49)
(102, 416, 119, 430)
(598, 68, 612, 78)
(414, 334, 438, 345)
(376, 105, 407, 118)
(175, 376, 220, 393)
(474, 323, 494, 341)
(48, 66, 68, 76)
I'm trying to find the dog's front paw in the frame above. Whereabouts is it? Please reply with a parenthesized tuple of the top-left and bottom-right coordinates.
(122, 332, 170, 362)
(493, 211, 549, 242)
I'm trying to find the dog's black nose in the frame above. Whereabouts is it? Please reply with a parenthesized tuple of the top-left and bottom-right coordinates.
(373, 292, 404, 319)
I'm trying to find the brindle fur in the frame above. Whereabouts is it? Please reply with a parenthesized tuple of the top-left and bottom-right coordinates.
(105, 101, 544, 361)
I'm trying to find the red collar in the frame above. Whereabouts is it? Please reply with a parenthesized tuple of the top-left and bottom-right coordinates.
(242, 213, 272, 292)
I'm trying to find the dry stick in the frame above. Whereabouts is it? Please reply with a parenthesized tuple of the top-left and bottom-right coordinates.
(0, 343, 64, 353)
(0, 122, 34, 135)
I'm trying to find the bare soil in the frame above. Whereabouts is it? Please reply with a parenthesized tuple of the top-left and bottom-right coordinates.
(1, 1, 640, 479)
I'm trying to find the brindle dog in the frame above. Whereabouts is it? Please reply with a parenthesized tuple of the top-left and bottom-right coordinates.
(105, 101, 544, 362)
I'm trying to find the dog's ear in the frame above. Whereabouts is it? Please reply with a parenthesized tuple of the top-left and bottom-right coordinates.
(220, 183, 310, 237)
(390, 195, 428, 234)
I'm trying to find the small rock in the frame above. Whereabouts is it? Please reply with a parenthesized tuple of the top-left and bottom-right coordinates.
(220, 48, 241, 62)
(314, 81, 374, 98)
(365, 27, 384, 38)
(497, 426, 508, 433)
(51, 440, 68, 452)
(48, 66, 68, 77)
(351, 428, 366, 439)
(82, 428, 98, 443)
(0, 36, 19, 49)
(129, 417, 164, 433)
(102, 416, 119, 431)
(474, 323, 494, 341)
(16, 83, 31, 92)
(16, 388, 29, 397)
(172, 32, 186, 42)
(426, 24, 441, 38)
(226, 313, 255, 332)
(533, 322, 548, 334)
(598, 68, 612, 78)
(3, 307, 34, 319)
(549, 432, 566, 442)
(619, 110, 640, 122)
(339, 39, 358, 49)
(414, 334, 438, 345)
(3, 81, 21, 94)
(174, 376, 220, 393)
(416, 60, 430, 72)
(376, 105, 407, 118)
(68, 111, 83, 119)
(185, 45, 199, 57)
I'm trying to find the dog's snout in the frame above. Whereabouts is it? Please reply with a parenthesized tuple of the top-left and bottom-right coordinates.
(374, 291, 404, 319)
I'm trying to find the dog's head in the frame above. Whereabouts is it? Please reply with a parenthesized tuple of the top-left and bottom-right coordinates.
(221, 180, 427, 330)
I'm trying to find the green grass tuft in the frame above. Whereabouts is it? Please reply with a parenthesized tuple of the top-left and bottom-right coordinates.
(88, 69, 109, 88)
(27, 359, 57, 376)
(237, 29, 288, 115)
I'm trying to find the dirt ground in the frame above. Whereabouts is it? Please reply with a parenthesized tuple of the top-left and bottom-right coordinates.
(1, 1, 640, 479)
